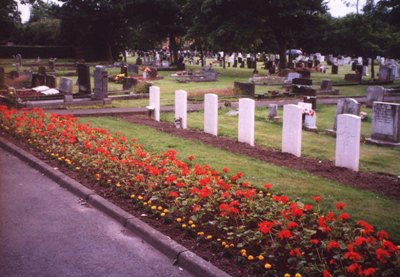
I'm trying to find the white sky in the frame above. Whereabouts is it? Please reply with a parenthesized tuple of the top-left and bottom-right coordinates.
(17, 0, 366, 23)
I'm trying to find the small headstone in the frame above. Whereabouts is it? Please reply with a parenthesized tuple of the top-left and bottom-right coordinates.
(149, 86, 160, 122)
(366, 86, 385, 108)
(331, 64, 338, 74)
(31, 73, 45, 87)
(234, 82, 255, 97)
(121, 65, 128, 77)
(127, 64, 139, 74)
(123, 77, 137, 90)
(45, 75, 57, 88)
(48, 58, 56, 72)
(136, 57, 143, 65)
(15, 54, 22, 67)
(267, 104, 278, 121)
(59, 77, 73, 94)
(77, 63, 91, 94)
(285, 72, 301, 84)
(38, 66, 46, 76)
(344, 73, 362, 83)
(161, 60, 170, 68)
(293, 78, 312, 86)
(378, 65, 392, 82)
(282, 104, 303, 157)
(320, 79, 333, 91)
(335, 114, 361, 171)
(333, 98, 361, 130)
(238, 98, 255, 146)
(93, 66, 108, 100)
(204, 93, 218, 136)
(370, 102, 400, 144)
(175, 90, 187, 129)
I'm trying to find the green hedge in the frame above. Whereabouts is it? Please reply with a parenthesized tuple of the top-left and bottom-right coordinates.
(0, 45, 76, 59)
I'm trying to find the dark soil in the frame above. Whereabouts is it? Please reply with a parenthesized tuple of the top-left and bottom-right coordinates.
(119, 114, 400, 201)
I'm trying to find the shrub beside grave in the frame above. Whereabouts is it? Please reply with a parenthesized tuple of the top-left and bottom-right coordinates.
(0, 105, 399, 276)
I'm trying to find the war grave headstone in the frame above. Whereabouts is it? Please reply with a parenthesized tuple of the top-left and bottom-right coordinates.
(367, 102, 400, 146)
(282, 104, 303, 157)
(204, 93, 218, 136)
(331, 98, 361, 131)
(318, 79, 339, 95)
(234, 82, 255, 97)
(366, 86, 385, 108)
(149, 86, 160, 122)
(238, 98, 255, 146)
(93, 66, 108, 100)
(335, 114, 361, 171)
(77, 63, 91, 94)
(175, 90, 187, 129)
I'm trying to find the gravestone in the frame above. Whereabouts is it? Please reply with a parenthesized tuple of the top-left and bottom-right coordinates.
(15, 54, 22, 67)
(267, 104, 278, 121)
(136, 57, 143, 65)
(123, 77, 137, 90)
(31, 73, 45, 87)
(234, 82, 255, 97)
(161, 60, 170, 68)
(378, 66, 392, 82)
(285, 72, 301, 84)
(48, 58, 56, 72)
(366, 86, 385, 108)
(335, 114, 361, 171)
(0, 67, 4, 87)
(45, 75, 56, 88)
(38, 66, 46, 76)
(238, 98, 255, 146)
(128, 64, 139, 74)
(293, 78, 312, 86)
(59, 77, 73, 96)
(303, 96, 317, 110)
(369, 102, 400, 144)
(121, 65, 128, 77)
(331, 64, 338, 74)
(93, 66, 108, 100)
(320, 79, 332, 91)
(333, 98, 361, 130)
(344, 73, 362, 83)
(204, 93, 218, 136)
(149, 86, 160, 121)
(77, 63, 91, 94)
(175, 90, 187, 129)
(282, 104, 303, 157)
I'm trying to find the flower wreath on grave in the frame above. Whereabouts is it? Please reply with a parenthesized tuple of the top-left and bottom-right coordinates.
(303, 107, 315, 117)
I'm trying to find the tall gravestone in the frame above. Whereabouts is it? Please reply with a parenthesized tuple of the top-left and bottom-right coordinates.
(77, 63, 91, 94)
(93, 66, 108, 100)
(282, 104, 303, 157)
(333, 98, 360, 131)
(175, 90, 187, 129)
(238, 98, 255, 146)
(335, 114, 361, 171)
(48, 58, 56, 72)
(204, 93, 218, 136)
(366, 86, 385, 108)
(149, 86, 160, 122)
(369, 102, 400, 145)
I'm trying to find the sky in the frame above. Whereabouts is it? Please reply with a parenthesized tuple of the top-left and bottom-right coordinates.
(17, 0, 367, 23)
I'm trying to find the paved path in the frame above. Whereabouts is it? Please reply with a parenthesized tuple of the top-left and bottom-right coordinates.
(0, 148, 192, 277)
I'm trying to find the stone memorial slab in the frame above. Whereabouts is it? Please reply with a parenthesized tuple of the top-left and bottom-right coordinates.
(77, 63, 91, 94)
(15, 54, 22, 66)
(366, 86, 385, 108)
(344, 73, 362, 83)
(369, 102, 400, 144)
(293, 78, 312, 86)
(238, 98, 255, 146)
(333, 98, 360, 130)
(268, 104, 278, 121)
(204, 93, 218, 136)
(38, 66, 46, 76)
(59, 77, 73, 94)
(285, 72, 301, 84)
(149, 86, 160, 122)
(304, 114, 317, 129)
(320, 80, 332, 91)
(282, 104, 303, 157)
(175, 90, 187, 129)
(93, 66, 108, 100)
(335, 114, 361, 171)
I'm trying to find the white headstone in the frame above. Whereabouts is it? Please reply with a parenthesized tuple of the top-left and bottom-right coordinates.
(238, 98, 255, 146)
(282, 105, 303, 157)
(149, 86, 160, 121)
(175, 90, 187, 129)
(335, 114, 361, 171)
(304, 114, 317, 129)
(204, 93, 218, 136)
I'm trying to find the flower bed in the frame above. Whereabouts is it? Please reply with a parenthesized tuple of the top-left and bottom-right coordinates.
(0, 105, 399, 277)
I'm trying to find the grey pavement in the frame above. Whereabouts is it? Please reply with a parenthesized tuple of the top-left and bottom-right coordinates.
(0, 148, 192, 277)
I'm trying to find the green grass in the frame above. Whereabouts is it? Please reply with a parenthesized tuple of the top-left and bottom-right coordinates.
(160, 106, 400, 176)
(79, 116, 400, 242)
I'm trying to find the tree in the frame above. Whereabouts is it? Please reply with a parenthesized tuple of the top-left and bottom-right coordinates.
(0, 0, 22, 43)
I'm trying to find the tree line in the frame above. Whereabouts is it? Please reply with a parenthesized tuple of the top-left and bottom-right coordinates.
(1, 0, 399, 66)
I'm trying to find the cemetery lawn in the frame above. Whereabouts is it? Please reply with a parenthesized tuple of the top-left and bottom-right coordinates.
(159, 105, 400, 176)
(79, 116, 400, 242)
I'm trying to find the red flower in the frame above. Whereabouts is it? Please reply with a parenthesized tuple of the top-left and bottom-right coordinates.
(193, 205, 200, 213)
(322, 269, 331, 277)
(289, 248, 302, 257)
(376, 248, 391, 263)
(327, 241, 340, 251)
(198, 187, 212, 198)
(287, 221, 299, 229)
(263, 183, 272, 190)
(303, 204, 313, 211)
(358, 220, 374, 235)
(310, 239, 319, 245)
(338, 213, 350, 221)
(222, 167, 230, 173)
(335, 202, 345, 210)
(363, 268, 376, 276)
(344, 251, 362, 262)
(347, 263, 362, 275)
(187, 155, 194, 161)
(313, 196, 322, 203)
(278, 229, 291, 240)
(258, 221, 275, 234)
(376, 230, 389, 241)
(167, 191, 179, 198)
(382, 240, 397, 253)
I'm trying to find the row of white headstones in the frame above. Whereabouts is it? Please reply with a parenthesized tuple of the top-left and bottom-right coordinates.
(148, 86, 360, 172)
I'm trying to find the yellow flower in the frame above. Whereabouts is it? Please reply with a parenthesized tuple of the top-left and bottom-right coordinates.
(163, 209, 169, 213)
(182, 224, 187, 228)
(130, 194, 135, 199)
(116, 183, 121, 188)
(138, 195, 143, 200)
(197, 232, 204, 236)
(247, 255, 254, 261)
(75, 166, 80, 170)
(224, 245, 230, 249)
(241, 252, 247, 257)
(143, 202, 148, 206)
(191, 224, 196, 228)
(147, 200, 152, 204)
(222, 241, 227, 246)
(257, 255, 265, 261)
(206, 235, 212, 240)
(188, 220, 194, 225)
(284, 274, 291, 277)
(230, 243, 235, 247)
(151, 205, 157, 210)
(157, 206, 163, 211)
(217, 238, 221, 242)
(264, 263, 272, 269)
(176, 218, 182, 222)
(160, 213, 165, 217)
(267, 192, 271, 196)
(295, 274, 302, 277)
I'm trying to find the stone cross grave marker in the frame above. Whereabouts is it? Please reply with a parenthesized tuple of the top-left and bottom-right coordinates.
(333, 98, 360, 131)
(204, 93, 218, 136)
(238, 98, 255, 146)
(93, 66, 108, 100)
(335, 114, 361, 171)
(366, 86, 385, 108)
(149, 86, 160, 122)
(282, 104, 303, 157)
(370, 102, 400, 144)
(175, 90, 187, 129)
(77, 63, 91, 94)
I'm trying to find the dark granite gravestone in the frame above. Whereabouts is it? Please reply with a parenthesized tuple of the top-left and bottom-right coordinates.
(123, 77, 137, 90)
(293, 78, 312, 86)
(331, 64, 338, 74)
(344, 73, 362, 83)
(77, 63, 91, 94)
(31, 73, 45, 87)
(366, 86, 385, 108)
(93, 66, 108, 100)
(45, 75, 56, 88)
(378, 66, 392, 82)
(38, 66, 46, 76)
(136, 57, 143, 65)
(121, 65, 128, 77)
(234, 82, 255, 97)
(48, 58, 56, 72)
